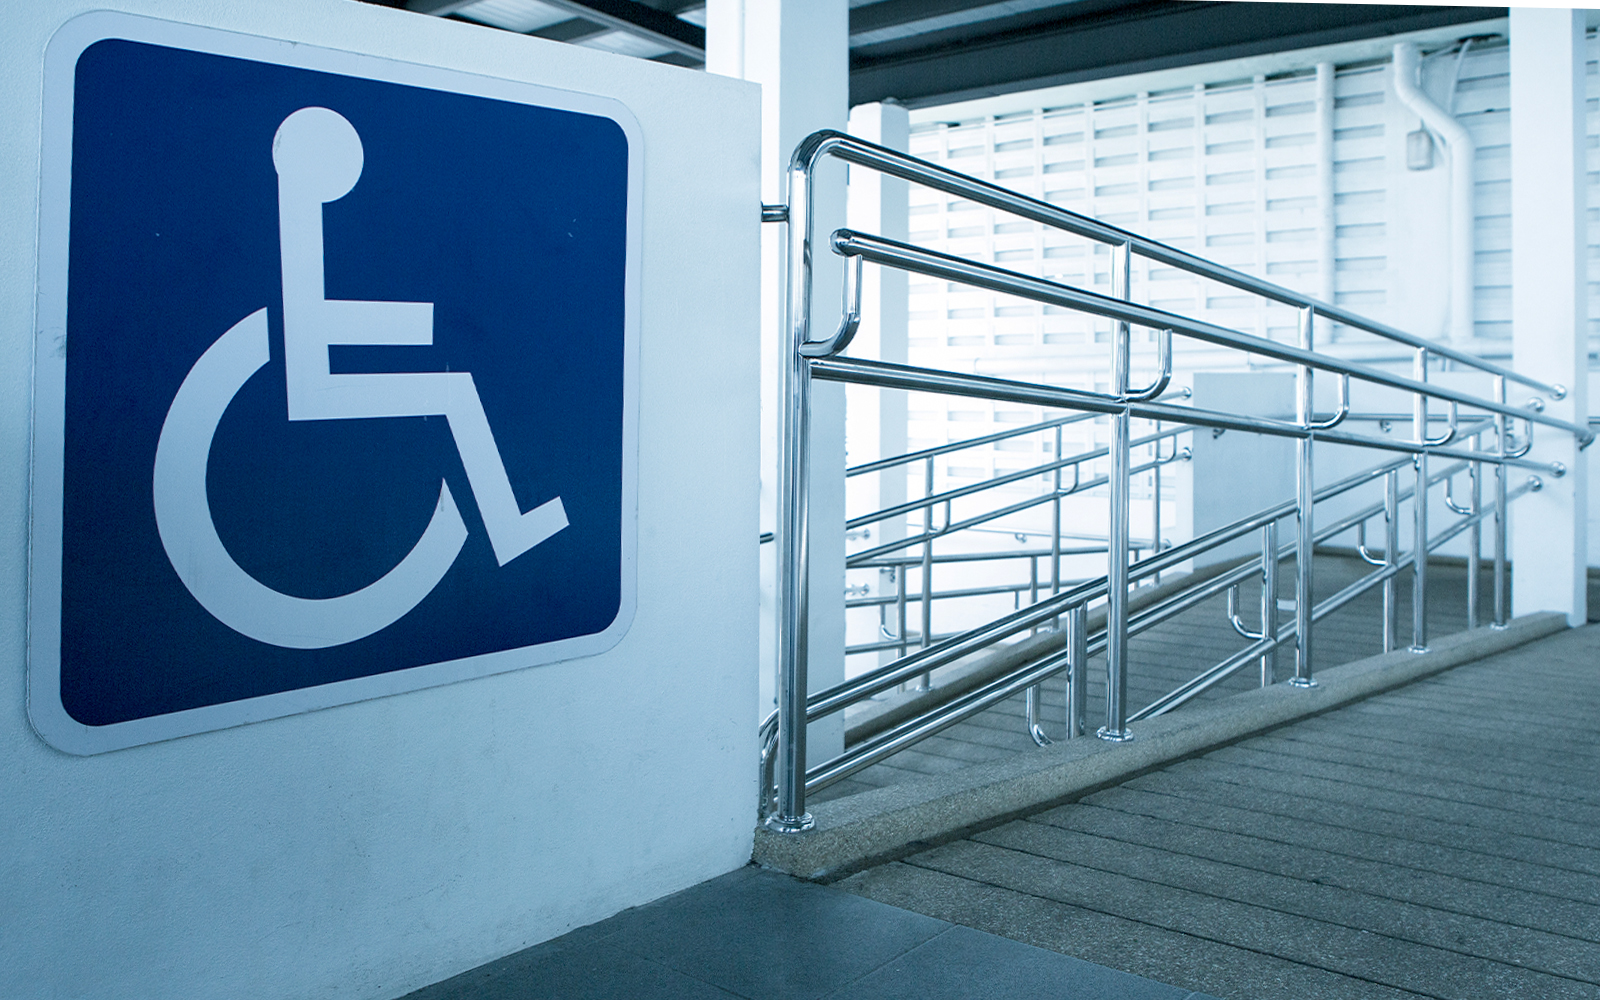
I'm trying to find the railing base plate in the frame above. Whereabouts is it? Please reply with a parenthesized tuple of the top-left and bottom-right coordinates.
(764, 812, 815, 834)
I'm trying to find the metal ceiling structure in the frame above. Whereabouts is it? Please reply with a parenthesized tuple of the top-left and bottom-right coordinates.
(360, 0, 1507, 108)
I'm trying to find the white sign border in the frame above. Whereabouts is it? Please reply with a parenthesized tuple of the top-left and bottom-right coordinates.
(28, 10, 642, 755)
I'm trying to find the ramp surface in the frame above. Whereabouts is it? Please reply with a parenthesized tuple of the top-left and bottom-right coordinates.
(839, 624, 1600, 999)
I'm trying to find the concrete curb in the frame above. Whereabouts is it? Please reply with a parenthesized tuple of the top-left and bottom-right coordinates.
(753, 612, 1569, 881)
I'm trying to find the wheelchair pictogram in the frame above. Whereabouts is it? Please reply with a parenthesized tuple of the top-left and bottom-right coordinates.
(152, 107, 569, 650)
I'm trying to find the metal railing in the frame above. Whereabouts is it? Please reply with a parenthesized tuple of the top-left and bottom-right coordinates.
(841, 412, 1189, 662)
(761, 129, 1591, 833)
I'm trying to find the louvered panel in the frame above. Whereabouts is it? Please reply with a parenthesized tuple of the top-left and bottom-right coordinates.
(901, 34, 1600, 457)
(1329, 64, 1389, 327)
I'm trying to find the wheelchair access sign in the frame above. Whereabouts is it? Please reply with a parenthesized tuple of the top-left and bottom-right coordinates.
(28, 13, 640, 754)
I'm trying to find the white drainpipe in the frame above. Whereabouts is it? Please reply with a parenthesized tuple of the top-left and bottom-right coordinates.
(1316, 62, 1336, 319)
(1392, 42, 1476, 347)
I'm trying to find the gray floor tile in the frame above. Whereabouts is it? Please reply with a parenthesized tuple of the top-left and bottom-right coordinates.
(400, 936, 738, 1000)
(600, 866, 951, 1000)
(823, 925, 1192, 1000)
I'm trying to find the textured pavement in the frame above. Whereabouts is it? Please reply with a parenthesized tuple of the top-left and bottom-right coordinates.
(839, 624, 1600, 999)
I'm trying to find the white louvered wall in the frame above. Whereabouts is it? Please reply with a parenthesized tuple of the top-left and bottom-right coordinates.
(894, 34, 1599, 475)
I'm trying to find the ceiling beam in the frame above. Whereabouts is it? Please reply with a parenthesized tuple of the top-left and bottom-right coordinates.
(529, 17, 617, 44)
(403, 0, 478, 15)
(532, 0, 706, 60)
(850, 2, 1506, 108)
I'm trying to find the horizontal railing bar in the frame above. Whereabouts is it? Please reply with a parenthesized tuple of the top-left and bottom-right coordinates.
(806, 577, 1103, 720)
(848, 427, 1185, 531)
(845, 634, 952, 654)
(1345, 412, 1490, 423)
(849, 451, 1180, 566)
(797, 130, 1561, 396)
(1312, 455, 1412, 504)
(1122, 441, 1434, 590)
(847, 413, 1098, 476)
(1129, 501, 1295, 582)
(829, 230, 1587, 442)
(805, 644, 1072, 792)
(1312, 462, 1465, 545)
(851, 549, 1105, 568)
(1426, 480, 1534, 551)
(1302, 425, 1539, 468)
(845, 480, 1103, 565)
(1129, 634, 1280, 721)
(810, 356, 1566, 472)
(846, 582, 1041, 609)
(1126, 558, 1264, 638)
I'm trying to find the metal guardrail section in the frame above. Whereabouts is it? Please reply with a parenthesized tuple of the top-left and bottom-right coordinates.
(759, 129, 1592, 833)
(842, 413, 1189, 660)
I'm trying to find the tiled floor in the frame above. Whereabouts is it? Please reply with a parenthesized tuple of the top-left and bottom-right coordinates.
(401, 865, 1221, 1000)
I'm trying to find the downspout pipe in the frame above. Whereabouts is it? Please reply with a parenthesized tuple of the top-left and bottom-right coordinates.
(1316, 63, 1336, 327)
(1392, 42, 1476, 347)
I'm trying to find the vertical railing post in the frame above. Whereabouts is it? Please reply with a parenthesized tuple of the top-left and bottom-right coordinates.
(1051, 425, 1063, 626)
(1383, 468, 1399, 652)
(771, 159, 815, 833)
(1026, 683, 1051, 746)
(1099, 241, 1136, 741)
(1066, 603, 1087, 739)
(1492, 375, 1509, 629)
(1152, 420, 1163, 585)
(895, 563, 908, 657)
(1411, 348, 1431, 653)
(1291, 305, 1317, 688)
(1260, 519, 1279, 686)
(919, 456, 934, 688)
(1467, 432, 1482, 629)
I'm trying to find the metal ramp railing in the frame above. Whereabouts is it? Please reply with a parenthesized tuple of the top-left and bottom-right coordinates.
(759, 129, 1591, 833)
(842, 412, 1188, 661)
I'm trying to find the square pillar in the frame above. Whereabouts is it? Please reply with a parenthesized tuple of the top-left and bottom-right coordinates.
(709, 0, 849, 757)
(1510, 7, 1589, 626)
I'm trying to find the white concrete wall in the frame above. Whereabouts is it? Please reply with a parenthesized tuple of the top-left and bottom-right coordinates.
(0, 3, 761, 999)
(1189, 373, 1295, 568)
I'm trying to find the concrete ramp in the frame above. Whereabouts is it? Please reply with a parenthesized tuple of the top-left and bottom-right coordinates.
(836, 622, 1600, 999)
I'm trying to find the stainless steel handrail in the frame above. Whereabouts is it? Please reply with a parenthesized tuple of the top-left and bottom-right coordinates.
(846, 413, 1098, 476)
(811, 356, 1560, 471)
(846, 427, 1183, 532)
(788, 129, 1568, 399)
(762, 128, 1588, 833)
(827, 230, 1589, 442)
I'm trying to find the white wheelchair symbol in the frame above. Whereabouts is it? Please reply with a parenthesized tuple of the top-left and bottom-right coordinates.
(153, 107, 568, 650)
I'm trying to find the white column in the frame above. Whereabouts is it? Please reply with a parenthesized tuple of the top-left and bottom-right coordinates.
(708, 0, 850, 757)
(846, 101, 910, 664)
(1510, 7, 1588, 627)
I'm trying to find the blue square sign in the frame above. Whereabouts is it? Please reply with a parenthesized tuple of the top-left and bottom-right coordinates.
(29, 13, 640, 754)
